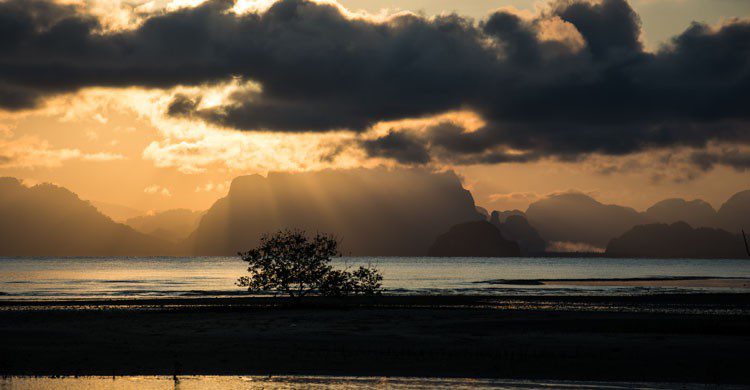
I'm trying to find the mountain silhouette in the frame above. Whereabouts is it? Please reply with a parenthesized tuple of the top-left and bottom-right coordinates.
(428, 221, 520, 257)
(606, 222, 747, 259)
(188, 168, 484, 256)
(0, 177, 176, 256)
(520, 190, 750, 250)
(645, 198, 718, 228)
(490, 213, 546, 255)
(126, 209, 204, 243)
(475, 206, 490, 220)
(489, 209, 526, 224)
(717, 190, 750, 234)
(525, 193, 649, 248)
(89, 200, 144, 222)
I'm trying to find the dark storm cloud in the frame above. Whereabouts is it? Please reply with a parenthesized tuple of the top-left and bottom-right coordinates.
(361, 130, 431, 165)
(554, 0, 642, 59)
(690, 149, 750, 172)
(360, 122, 542, 165)
(1, 0, 749, 166)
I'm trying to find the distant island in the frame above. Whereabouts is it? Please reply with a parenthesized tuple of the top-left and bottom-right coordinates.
(0, 177, 176, 256)
(428, 221, 520, 257)
(188, 168, 483, 256)
(605, 222, 748, 259)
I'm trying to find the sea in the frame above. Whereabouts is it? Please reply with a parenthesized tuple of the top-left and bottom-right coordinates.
(1, 256, 749, 299)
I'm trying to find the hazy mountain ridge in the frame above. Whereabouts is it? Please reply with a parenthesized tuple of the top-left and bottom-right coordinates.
(504, 191, 750, 252)
(126, 209, 205, 243)
(89, 200, 144, 222)
(3, 171, 750, 258)
(489, 212, 546, 255)
(524, 193, 649, 248)
(0, 177, 176, 256)
(606, 222, 747, 259)
(428, 221, 520, 257)
(188, 168, 484, 256)
(645, 198, 718, 228)
(718, 190, 750, 234)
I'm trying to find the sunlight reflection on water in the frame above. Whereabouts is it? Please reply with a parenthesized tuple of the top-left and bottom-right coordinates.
(2, 256, 750, 299)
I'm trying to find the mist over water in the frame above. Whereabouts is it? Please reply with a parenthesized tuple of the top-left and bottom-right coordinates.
(1, 257, 750, 299)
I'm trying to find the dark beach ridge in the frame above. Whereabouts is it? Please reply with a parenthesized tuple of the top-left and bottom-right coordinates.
(1, 293, 749, 385)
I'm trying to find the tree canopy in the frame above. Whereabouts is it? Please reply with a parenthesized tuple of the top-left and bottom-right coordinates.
(237, 230, 382, 297)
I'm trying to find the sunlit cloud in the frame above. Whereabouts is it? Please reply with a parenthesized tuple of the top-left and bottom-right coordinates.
(488, 191, 542, 204)
(536, 15, 586, 51)
(0, 124, 13, 138)
(32, 85, 367, 175)
(82, 152, 125, 162)
(143, 184, 172, 197)
(0, 136, 122, 169)
(54, 0, 407, 34)
(5, 83, 748, 184)
(195, 180, 230, 193)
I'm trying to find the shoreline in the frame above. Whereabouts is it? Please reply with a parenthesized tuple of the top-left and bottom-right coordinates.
(3, 291, 750, 307)
(1, 293, 749, 384)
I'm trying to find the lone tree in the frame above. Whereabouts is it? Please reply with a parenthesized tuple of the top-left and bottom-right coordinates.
(237, 230, 383, 298)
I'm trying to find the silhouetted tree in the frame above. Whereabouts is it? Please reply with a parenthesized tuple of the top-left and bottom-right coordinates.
(318, 269, 356, 297)
(319, 266, 383, 297)
(743, 229, 750, 258)
(351, 266, 384, 295)
(237, 230, 383, 297)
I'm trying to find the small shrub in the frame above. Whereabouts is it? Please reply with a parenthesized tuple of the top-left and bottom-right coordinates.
(237, 230, 383, 298)
(318, 269, 356, 297)
(351, 266, 384, 296)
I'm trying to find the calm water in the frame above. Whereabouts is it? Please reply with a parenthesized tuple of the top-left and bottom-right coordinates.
(0, 376, 737, 389)
(1, 257, 750, 299)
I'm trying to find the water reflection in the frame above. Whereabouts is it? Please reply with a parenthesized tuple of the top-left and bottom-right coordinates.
(2, 256, 750, 299)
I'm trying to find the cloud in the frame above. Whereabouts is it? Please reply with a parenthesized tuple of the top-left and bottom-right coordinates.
(81, 151, 124, 161)
(143, 184, 172, 197)
(360, 130, 430, 165)
(0, 123, 12, 138)
(0, 0, 749, 167)
(0, 136, 122, 168)
(488, 191, 542, 203)
(195, 180, 229, 192)
(690, 147, 750, 172)
(140, 126, 368, 174)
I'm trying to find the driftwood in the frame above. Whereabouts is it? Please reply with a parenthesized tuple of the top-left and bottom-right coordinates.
(743, 229, 750, 258)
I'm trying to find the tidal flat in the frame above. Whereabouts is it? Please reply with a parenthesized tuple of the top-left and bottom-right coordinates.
(0, 294, 748, 385)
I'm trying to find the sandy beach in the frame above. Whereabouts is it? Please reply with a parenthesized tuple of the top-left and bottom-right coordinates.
(1, 294, 749, 385)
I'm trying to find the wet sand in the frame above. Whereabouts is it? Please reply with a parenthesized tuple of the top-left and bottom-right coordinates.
(1, 294, 749, 385)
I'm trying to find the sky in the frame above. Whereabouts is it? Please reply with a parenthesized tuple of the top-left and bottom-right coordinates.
(0, 0, 749, 214)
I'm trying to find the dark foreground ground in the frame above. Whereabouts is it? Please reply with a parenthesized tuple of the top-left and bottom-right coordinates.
(1, 294, 749, 385)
